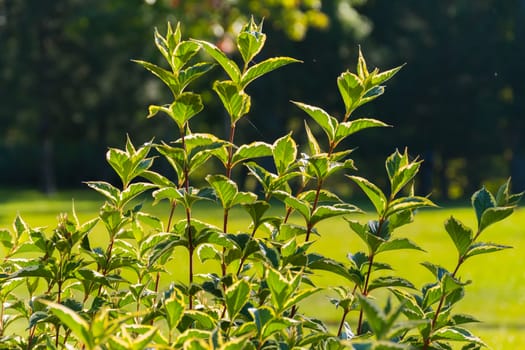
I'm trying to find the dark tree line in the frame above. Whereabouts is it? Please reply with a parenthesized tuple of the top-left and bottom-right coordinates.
(1, 0, 524, 198)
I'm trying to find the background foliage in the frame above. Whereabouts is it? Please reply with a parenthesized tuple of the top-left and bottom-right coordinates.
(1, 0, 524, 198)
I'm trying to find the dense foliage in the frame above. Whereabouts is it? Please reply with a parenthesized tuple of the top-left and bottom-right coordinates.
(1, 1, 524, 197)
(0, 20, 522, 349)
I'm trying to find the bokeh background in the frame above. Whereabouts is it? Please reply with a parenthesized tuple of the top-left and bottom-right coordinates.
(1, 0, 524, 199)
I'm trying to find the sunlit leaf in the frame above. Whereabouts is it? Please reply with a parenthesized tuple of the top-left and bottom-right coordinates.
(40, 300, 93, 349)
(347, 176, 387, 215)
(273, 133, 297, 175)
(337, 71, 364, 114)
(213, 81, 251, 123)
(292, 101, 337, 142)
(195, 40, 241, 83)
(241, 57, 300, 88)
(444, 217, 473, 257)
(225, 279, 251, 320)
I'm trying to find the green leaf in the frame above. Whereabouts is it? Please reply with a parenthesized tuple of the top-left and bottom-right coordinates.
(442, 273, 469, 295)
(385, 196, 436, 217)
(197, 243, 220, 263)
(184, 310, 216, 330)
(225, 279, 251, 320)
(174, 329, 210, 348)
(179, 62, 215, 92)
(221, 336, 255, 350)
(206, 174, 238, 208)
(357, 294, 387, 339)
(283, 288, 320, 310)
(292, 101, 337, 142)
(85, 181, 120, 204)
(262, 318, 292, 340)
(357, 85, 385, 107)
(266, 268, 291, 311)
(237, 19, 266, 65)
(172, 41, 201, 71)
(309, 255, 361, 284)
(133, 60, 179, 96)
(274, 191, 311, 221)
(231, 141, 273, 166)
(169, 92, 204, 128)
(371, 64, 404, 86)
(376, 238, 424, 254)
(357, 47, 369, 79)
(368, 276, 415, 292)
(304, 122, 322, 155)
(390, 288, 424, 319)
(495, 178, 523, 206)
(385, 149, 408, 181)
(13, 215, 29, 238)
(452, 314, 479, 325)
(299, 189, 343, 204)
(242, 201, 271, 230)
(76, 269, 112, 288)
(195, 40, 241, 83)
(165, 290, 185, 331)
(334, 118, 389, 145)
(154, 27, 170, 63)
(0, 229, 13, 248)
(9, 264, 52, 280)
(464, 242, 511, 259)
(28, 311, 49, 329)
(213, 81, 251, 123)
(273, 133, 297, 175)
(479, 206, 514, 233)
(390, 159, 421, 196)
(40, 300, 93, 349)
(310, 204, 361, 226)
(337, 71, 364, 114)
(347, 176, 387, 215)
(422, 283, 443, 308)
(120, 182, 156, 208)
(471, 187, 496, 227)
(431, 326, 486, 346)
(444, 217, 473, 257)
(241, 57, 300, 88)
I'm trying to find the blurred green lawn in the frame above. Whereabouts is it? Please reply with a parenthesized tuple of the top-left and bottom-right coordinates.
(0, 190, 523, 349)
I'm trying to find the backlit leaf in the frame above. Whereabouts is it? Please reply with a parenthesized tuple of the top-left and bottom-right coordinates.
(213, 81, 251, 123)
(347, 176, 386, 214)
(464, 242, 511, 259)
(241, 57, 300, 88)
(376, 238, 424, 254)
(292, 101, 337, 142)
(195, 40, 241, 83)
(432, 326, 486, 346)
(172, 41, 200, 71)
(335, 118, 389, 145)
(231, 141, 272, 166)
(40, 300, 93, 349)
(368, 276, 415, 292)
(444, 216, 473, 257)
(273, 133, 297, 175)
(169, 93, 204, 128)
(225, 279, 251, 319)
(133, 60, 179, 96)
(337, 71, 364, 114)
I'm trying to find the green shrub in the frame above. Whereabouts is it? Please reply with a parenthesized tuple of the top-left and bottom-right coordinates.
(0, 19, 521, 350)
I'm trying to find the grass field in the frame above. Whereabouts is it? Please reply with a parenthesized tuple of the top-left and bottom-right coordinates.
(0, 189, 523, 349)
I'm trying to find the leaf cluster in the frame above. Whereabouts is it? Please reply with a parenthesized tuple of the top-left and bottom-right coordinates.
(0, 19, 521, 350)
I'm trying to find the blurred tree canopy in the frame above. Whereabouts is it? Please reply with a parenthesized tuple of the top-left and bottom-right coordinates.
(1, 0, 524, 198)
